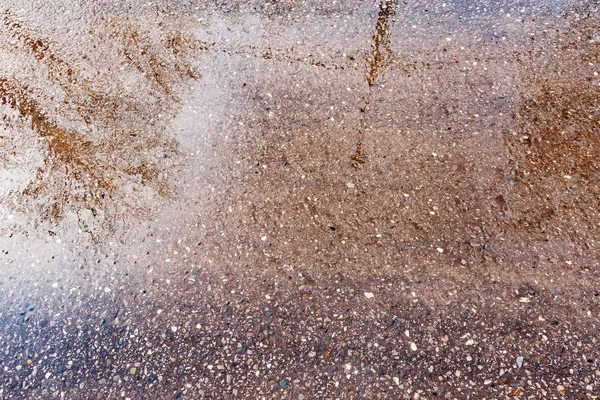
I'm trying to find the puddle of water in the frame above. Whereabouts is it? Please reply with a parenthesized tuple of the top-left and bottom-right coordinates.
(0, 0, 597, 283)
(0, 6, 599, 398)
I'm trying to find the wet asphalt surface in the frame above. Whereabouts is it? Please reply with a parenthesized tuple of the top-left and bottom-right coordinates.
(1, 0, 600, 399)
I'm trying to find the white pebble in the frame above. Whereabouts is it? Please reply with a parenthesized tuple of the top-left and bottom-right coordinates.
(517, 356, 524, 368)
(519, 297, 531, 303)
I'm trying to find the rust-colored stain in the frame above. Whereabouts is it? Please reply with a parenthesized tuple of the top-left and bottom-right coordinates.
(506, 12, 600, 235)
(0, 77, 112, 192)
(106, 20, 202, 102)
(509, 14, 600, 184)
(0, 10, 200, 240)
(350, 140, 366, 170)
(366, 0, 397, 87)
(351, 0, 398, 169)
(517, 80, 600, 182)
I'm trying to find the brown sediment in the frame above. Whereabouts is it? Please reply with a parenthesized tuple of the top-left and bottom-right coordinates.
(0, 78, 117, 225)
(351, 0, 398, 169)
(100, 18, 203, 104)
(517, 80, 600, 182)
(366, 0, 397, 87)
(350, 140, 366, 170)
(0, 78, 102, 182)
(0, 11, 201, 241)
(3, 10, 72, 68)
(505, 12, 600, 238)
(509, 13, 600, 185)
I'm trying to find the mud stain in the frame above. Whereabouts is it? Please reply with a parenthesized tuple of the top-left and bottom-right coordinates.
(507, 11, 600, 239)
(350, 140, 366, 169)
(351, 0, 398, 169)
(0, 10, 200, 241)
(366, 0, 398, 87)
(518, 79, 600, 182)
(0, 78, 114, 214)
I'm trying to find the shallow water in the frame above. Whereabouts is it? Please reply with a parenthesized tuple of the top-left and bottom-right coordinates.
(1, 1, 599, 398)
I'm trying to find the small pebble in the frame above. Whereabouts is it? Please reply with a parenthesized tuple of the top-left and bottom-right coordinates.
(517, 356, 524, 368)
(519, 297, 530, 303)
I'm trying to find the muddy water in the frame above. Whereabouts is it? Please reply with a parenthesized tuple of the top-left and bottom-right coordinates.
(0, 0, 599, 398)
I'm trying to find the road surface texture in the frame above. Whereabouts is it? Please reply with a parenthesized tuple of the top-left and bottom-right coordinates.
(0, 0, 599, 399)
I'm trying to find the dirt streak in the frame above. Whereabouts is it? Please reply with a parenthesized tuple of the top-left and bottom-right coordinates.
(352, 0, 399, 169)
